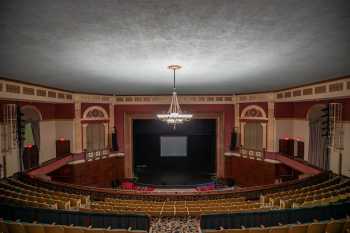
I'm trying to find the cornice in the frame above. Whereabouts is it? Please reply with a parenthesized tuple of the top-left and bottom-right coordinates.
(1, 76, 349, 104)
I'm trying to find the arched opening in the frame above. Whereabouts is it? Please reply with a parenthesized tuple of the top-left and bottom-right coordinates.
(243, 122, 263, 151)
(307, 104, 329, 170)
(86, 123, 106, 152)
(21, 105, 42, 170)
(82, 106, 109, 154)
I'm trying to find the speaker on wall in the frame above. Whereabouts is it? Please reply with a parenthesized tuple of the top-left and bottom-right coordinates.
(230, 128, 237, 151)
(112, 127, 118, 151)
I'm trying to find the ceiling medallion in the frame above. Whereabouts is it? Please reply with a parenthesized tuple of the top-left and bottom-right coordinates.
(157, 65, 193, 129)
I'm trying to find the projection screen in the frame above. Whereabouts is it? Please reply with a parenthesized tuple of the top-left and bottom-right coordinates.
(160, 136, 187, 157)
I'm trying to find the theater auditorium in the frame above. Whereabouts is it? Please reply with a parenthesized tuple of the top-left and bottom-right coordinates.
(0, 1, 350, 233)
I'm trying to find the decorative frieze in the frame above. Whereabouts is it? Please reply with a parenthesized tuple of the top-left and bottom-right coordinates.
(22, 87, 35, 95)
(48, 91, 56, 98)
(6, 84, 20, 94)
(275, 77, 350, 102)
(36, 89, 47, 97)
(114, 95, 234, 105)
(329, 82, 343, 92)
(235, 93, 274, 103)
(0, 79, 73, 103)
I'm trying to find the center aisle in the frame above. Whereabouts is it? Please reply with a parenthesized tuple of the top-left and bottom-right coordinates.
(150, 216, 201, 233)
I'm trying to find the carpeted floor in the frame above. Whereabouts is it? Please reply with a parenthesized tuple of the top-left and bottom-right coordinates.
(150, 216, 200, 233)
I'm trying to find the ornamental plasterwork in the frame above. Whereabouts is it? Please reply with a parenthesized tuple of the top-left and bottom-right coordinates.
(82, 106, 108, 120)
(240, 105, 267, 120)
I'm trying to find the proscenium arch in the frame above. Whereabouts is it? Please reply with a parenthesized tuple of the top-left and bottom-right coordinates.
(123, 113, 225, 179)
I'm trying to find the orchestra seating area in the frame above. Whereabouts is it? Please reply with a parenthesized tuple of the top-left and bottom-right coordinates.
(87, 197, 264, 216)
(0, 219, 147, 233)
(202, 217, 350, 233)
(0, 172, 350, 232)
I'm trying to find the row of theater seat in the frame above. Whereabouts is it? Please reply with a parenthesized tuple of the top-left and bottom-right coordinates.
(0, 174, 348, 218)
(0, 219, 146, 233)
(0, 178, 89, 210)
(82, 197, 266, 216)
(260, 176, 350, 209)
(202, 217, 350, 233)
(260, 176, 341, 205)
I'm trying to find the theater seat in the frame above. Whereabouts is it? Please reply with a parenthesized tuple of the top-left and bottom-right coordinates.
(288, 224, 308, 233)
(225, 228, 249, 233)
(7, 221, 26, 233)
(64, 226, 86, 233)
(84, 227, 106, 233)
(325, 220, 345, 233)
(269, 226, 289, 233)
(249, 227, 269, 233)
(0, 219, 9, 233)
(44, 224, 65, 233)
(105, 229, 129, 233)
(24, 223, 46, 233)
(306, 222, 326, 233)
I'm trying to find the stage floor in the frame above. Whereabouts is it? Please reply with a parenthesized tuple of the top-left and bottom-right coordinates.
(135, 170, 215, 187)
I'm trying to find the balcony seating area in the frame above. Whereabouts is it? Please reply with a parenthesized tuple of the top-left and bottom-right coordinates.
(83, 197, 266, 216)
(202, 217, 350, 233)
(0, 218, 147, 233)
(260, 176, 350, 209)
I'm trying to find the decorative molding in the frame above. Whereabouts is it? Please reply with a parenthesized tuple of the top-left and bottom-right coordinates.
(82, 106, 109, 120)
(240, 105, 267, 120)
(114, 95, 234, 105)
(2, 77, 349, 105)
(275, 77, 350, 102)
(74, 94, 113, 104)
(0, 79, 73, 103)
(236, 93, 274, 103)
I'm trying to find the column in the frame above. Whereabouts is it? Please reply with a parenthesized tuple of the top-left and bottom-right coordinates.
(267, 102, 275, 152)
(103, 122, 109, 148)
(109, 103, 115, 148)
(82, 123, 88, 151)
(235, 103, 240, 146)
(72, 102, 83, 153)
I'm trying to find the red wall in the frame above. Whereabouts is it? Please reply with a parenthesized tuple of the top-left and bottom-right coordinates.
(275, 98, 350, 120)
(0, 100, 74, 120)
(115, 104, 234, 152)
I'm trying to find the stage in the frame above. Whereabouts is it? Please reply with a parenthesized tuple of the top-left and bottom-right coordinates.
(134, 170, 216, 188)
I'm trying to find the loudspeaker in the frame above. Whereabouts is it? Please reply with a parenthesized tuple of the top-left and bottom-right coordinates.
(230, 130, 237, 150)
(111, 128, 118, 151)
(227, 179, 235, 187)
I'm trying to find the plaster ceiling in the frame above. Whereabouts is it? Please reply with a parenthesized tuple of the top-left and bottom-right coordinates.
(0, 0, 350, 95)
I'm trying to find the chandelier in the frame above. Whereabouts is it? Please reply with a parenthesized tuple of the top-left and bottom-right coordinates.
(157, 65, 193, 128)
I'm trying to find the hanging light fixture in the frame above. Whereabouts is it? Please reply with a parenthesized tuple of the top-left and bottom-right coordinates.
(157, 65, 193, 128)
